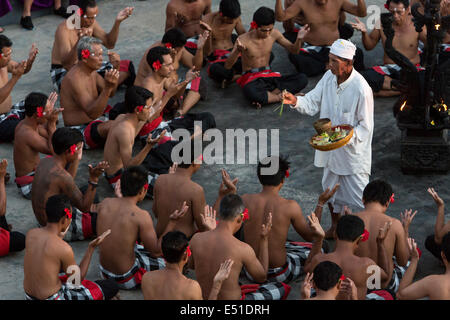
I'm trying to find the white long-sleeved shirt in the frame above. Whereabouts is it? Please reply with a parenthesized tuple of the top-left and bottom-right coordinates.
(292, 69, 374, 175)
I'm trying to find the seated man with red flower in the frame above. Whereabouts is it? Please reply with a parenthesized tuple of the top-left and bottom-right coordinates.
(241, 155, 339, 284)
(224, 7, 307, 108)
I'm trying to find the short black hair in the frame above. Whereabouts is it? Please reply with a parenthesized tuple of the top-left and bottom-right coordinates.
(386, 0, 409, 8)
(220, 0, 241, 19)
(162, 231, 189, 264)
(252, 7, 275, 27)
(336, 215, 365, 242)
(162, 28, 187, 48)
(24, 92, 48, 117)
(219, 194, 245, 221)
(79, 0, 97, 13)
(45, 194, 72, 223)
(257, 155, 290, 186)
(175, 139, 202, 169)
(313, 261, 343, 291)
(146, 46, 171, 71)
(442, 232, 450, 261)
(0, 35, 12, 52)
(362, 180, 393, 206)
(51, 127, 84, 155)
(124, 86, 153, 113)
(120, 166, 148, 197)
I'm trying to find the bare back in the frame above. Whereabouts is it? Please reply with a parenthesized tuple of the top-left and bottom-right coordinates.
(142, 269, 202, 300)
(13, 122, 44, 177)
(0, 66, 12, 115)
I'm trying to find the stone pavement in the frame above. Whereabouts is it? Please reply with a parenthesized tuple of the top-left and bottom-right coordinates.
(0, 0, 448, 300)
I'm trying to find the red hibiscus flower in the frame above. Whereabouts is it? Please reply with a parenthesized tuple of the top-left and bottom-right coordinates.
(136, 105, 144, 113)
(152, 60, 162, 71)
(417, 247, 422, 258)
(285, 169, 290, 178)
(69, 144, 77, 155)
(241, 208, 250, 222)
(186, 246, 192, 257)
(384, 3, 389, 9)
(390, 193, 395, 203)
(64, 208, 72, 220)
(81, 49, 91, 59)
(36, 107, 44, 118)
(143, 183, 149, 190)
(361, 229, 370, 242)
(250, 21, 258, 30)
(165, 43, 173, 49)
(78, 8, 84, 16)
(340, 275, 346, 281)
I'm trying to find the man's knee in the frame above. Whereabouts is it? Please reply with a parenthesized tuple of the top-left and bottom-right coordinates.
(94, 279, 119, 300)
(243, 84, 268, 105)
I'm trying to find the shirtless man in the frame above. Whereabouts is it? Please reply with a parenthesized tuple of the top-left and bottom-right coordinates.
(304, 215, 395, 300)
(353, 180, 412, 293)
(0, 35, 38, 142)
(96, 165, 188, 289)
(60, 36, 119, 150)
(103, 86, 166, 190)
(135, 28, 209, 117)
(141, 230, 233, 300)
(202, 0, 247, 86)
(165, 0, 212, 54)
(241, 155, 339, 284)
(50, 0, 134, 92)
(190, 194, 293, 300)
(397, 233, 450, 300)
(153, 141, 238, 238)
(353, 0, 427, 96)
(13, 92, 60, 199)
(225, 6, 308, 108)
(24, 194, 119, 300)
(0, 159, 26, 258)
(31, 127, 108, 242)
(425, 188, 450, 262)
(275, 0, 367, 76)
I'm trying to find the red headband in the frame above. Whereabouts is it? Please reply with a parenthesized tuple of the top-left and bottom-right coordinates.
(241, 208, 249, 222)
(81, 49, 91, 59)
(186, 246, 192, 257)
(69, 144, 77, 155)
(36, 107, 44, 118)
(152, 60, 162, 71)
(361, 229, 369, 242)
(64, 208, 72, 220)
(250, 21, 258, 29)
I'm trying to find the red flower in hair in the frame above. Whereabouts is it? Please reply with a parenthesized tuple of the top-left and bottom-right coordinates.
(361, 229, 370, 242)
(340, 275, 346, 281)
(186, 246, 192, 257)
(136, 105, 144, 113)
(64, 208, 72, 220)
(285, 169, 290, 178)
(152, 60, 162, 71)
(250, 21, 258, 29)
(69, 144, 77, 155)
(36, 107, 44, 118)
(0, 53, 3, 59)
(165, 43, 173, 49)
(417, 247, 422, 258)
(81, 49, 91, 59)
(390, 193, 395, 204)
(143, 183, 149, 190)
(241, 208, 250, 222)
(384, 3, 389, 9)
(77, 8, 84, 16)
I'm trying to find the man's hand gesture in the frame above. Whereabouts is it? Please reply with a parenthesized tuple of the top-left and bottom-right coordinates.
(213, 259, 234, 284)
(350, 17, 367, 33)
(116, 7, 134, 22)
(236, 38, 246, 52)
(428, 187, 444, 208)
(307, 212, 325, 240)
(11, 61, 27, 78)
(169, 201, 189, 221)
(89, 229, 111, 249)
(318, 184, 340, 207)
(297, 24, 310, 40)
(107, 51, 121, 70)
(27, 43, 38, 64)
(376, 221, 392, 244)
(218, 169, 238, 197)
(301, 272, 313, 299)
(146, 129, 167, 147)
(104, 69, 119, 88)
(88, 161, 109, 181)
(400, 209, 417, 233)
(261, 212, 273, 239)
(201, 205, 217, 231)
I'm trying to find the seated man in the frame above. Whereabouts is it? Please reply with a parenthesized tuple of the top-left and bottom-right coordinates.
(202, 0, 247, 87)
(190, 194, 291, 300)
(165, 0, 212, 55)
(50, 0, 135, 92)
(142, 230, 232, 299)
(304, 215, 395, 300)
(60, 36, 119, 150)
(23, 194, 119, 300)
(224, 7, 308, 108)
(31, 127, 108, 241)
(135, 28, 209, 117)
(425, 188, 450, 262)
(241, 155, 339, 284)
(275, 0, 366, 76)
(0, 35, 38, 142)
(301, 261, 358, 300)
(352, 0, 426, 96)
(0, 159, 26, 258)
(354, 180, 412, 293)
(13, 92, 59, 199)
(397, 233, 450, 300)
(153, 142, 237, 239)
(103, 85, 166, 190)
(96, 166, 188, 290)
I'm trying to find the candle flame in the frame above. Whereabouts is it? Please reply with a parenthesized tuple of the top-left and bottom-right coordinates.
(431, 120, 435, 126)
(435, 24, 441, 30)
(400, 101, 407, 111)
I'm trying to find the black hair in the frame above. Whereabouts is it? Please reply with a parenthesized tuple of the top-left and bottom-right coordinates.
(162, 28, 187, 48)
(24, 92, 48, 117)
(442, 232, 450, 261)
(252, 7, 275, 27)
(45, 194, 72, 223)
(79, 0, 97, 13)
(51, 127, 84, 155)
(120, 165, 149, 197)
(313, 261, 343, 291)
(220, 0, 241, 19)
(362, 180, 393, 206)
(386, 0, 410, 8)
(124, 86, 154, 113)
(0, 35, 12, 52)
(175, 139, 201, 169)
(162, 231, 189, 263)
(146, 46, 171, 71)
(219, 194, 245, 221)
(336, 215, 365, 242)
(257, 155, 290, 186)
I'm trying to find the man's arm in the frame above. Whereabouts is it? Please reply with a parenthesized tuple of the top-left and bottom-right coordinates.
(224, 37, 243, 70)
(208, 259, 233, 300)
(376, 221, 393, 282)
(397, 238, 426, 300)
(303, 213, 325, 270)
(428, 188, 448, 243)
(350, 18, 381, 50)
(275, 0, 303, 22)
(191, 185, 208, 232)
(234, 17, 247, 35)
(275, 27, 307, 54)
(8, 44, 38, 74)
(342, 0, 367, 17)
(92, 8, 133, 49)
(0, 62, 25, 105)
(284, 72, 326, 116)
(140, 211, 163, 257)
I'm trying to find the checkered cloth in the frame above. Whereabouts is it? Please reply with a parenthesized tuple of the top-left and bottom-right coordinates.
(366, 289, 395, 300)
(0, 100, 25, 124)
(14, 171, 34, 200)
(241, 282, 291, 300)
(25, 275, 104, 300)
(442, 43, 450, 52)
(299, 41, 331, 54)
(371, 63, 425, 76)
(385, 256, 410, 293)
(63, 208, 95, 242)
(244, 242, 312, 284)
(99, 244, 166, 289)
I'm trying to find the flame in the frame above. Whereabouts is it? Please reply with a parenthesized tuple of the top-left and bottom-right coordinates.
(443, 104, 448, 111)
(435, 24, 441, 30)
(431, 120, 435, 126)
(400, 101, 407, 111)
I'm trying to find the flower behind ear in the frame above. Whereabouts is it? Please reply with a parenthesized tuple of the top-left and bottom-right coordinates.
(250, 21, 258, 29)
(152, 60, 162, 71)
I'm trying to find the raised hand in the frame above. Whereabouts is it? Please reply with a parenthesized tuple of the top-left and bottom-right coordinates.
(28, 43, 38, 63)
(107, 51, 121, 70)
(236, 38, 246, 52)
(428, 187, 444, 207)
(297, 24, 310, 40)
(89, 229, 111, 248)
(407, 237, 420, 260)
(197, 30, 211, 49)
(318, 184, 340, 206)
(283, 91, 298, 106)
(185, 67, 200, 83)
(307, 212, 325, 240)
(146, 129, 167, 146)
(199, 21, 212, 32)
(169, 162, 178, 174)
(341, 205, 353, 216)
(104, 69, 119, 88)
(200, 205, 217, 231)
(218, 169, 238, 196)
(400, 209, 417, 232)
(169, 201, 189, 220)
(77, 27, 93, 39)
(116, 7, 134, 22)
(376, 221, 392, 244)
(114, 179, 123, 198)
(88, 161, 109, 180)
(213, 259, 234, 284)
(11, 61, 27, 78)
(261, 212, 273, 238)
(350, 17, 367, 33)
(339, 277, 358, 300)
(301, 272, 313, 299)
